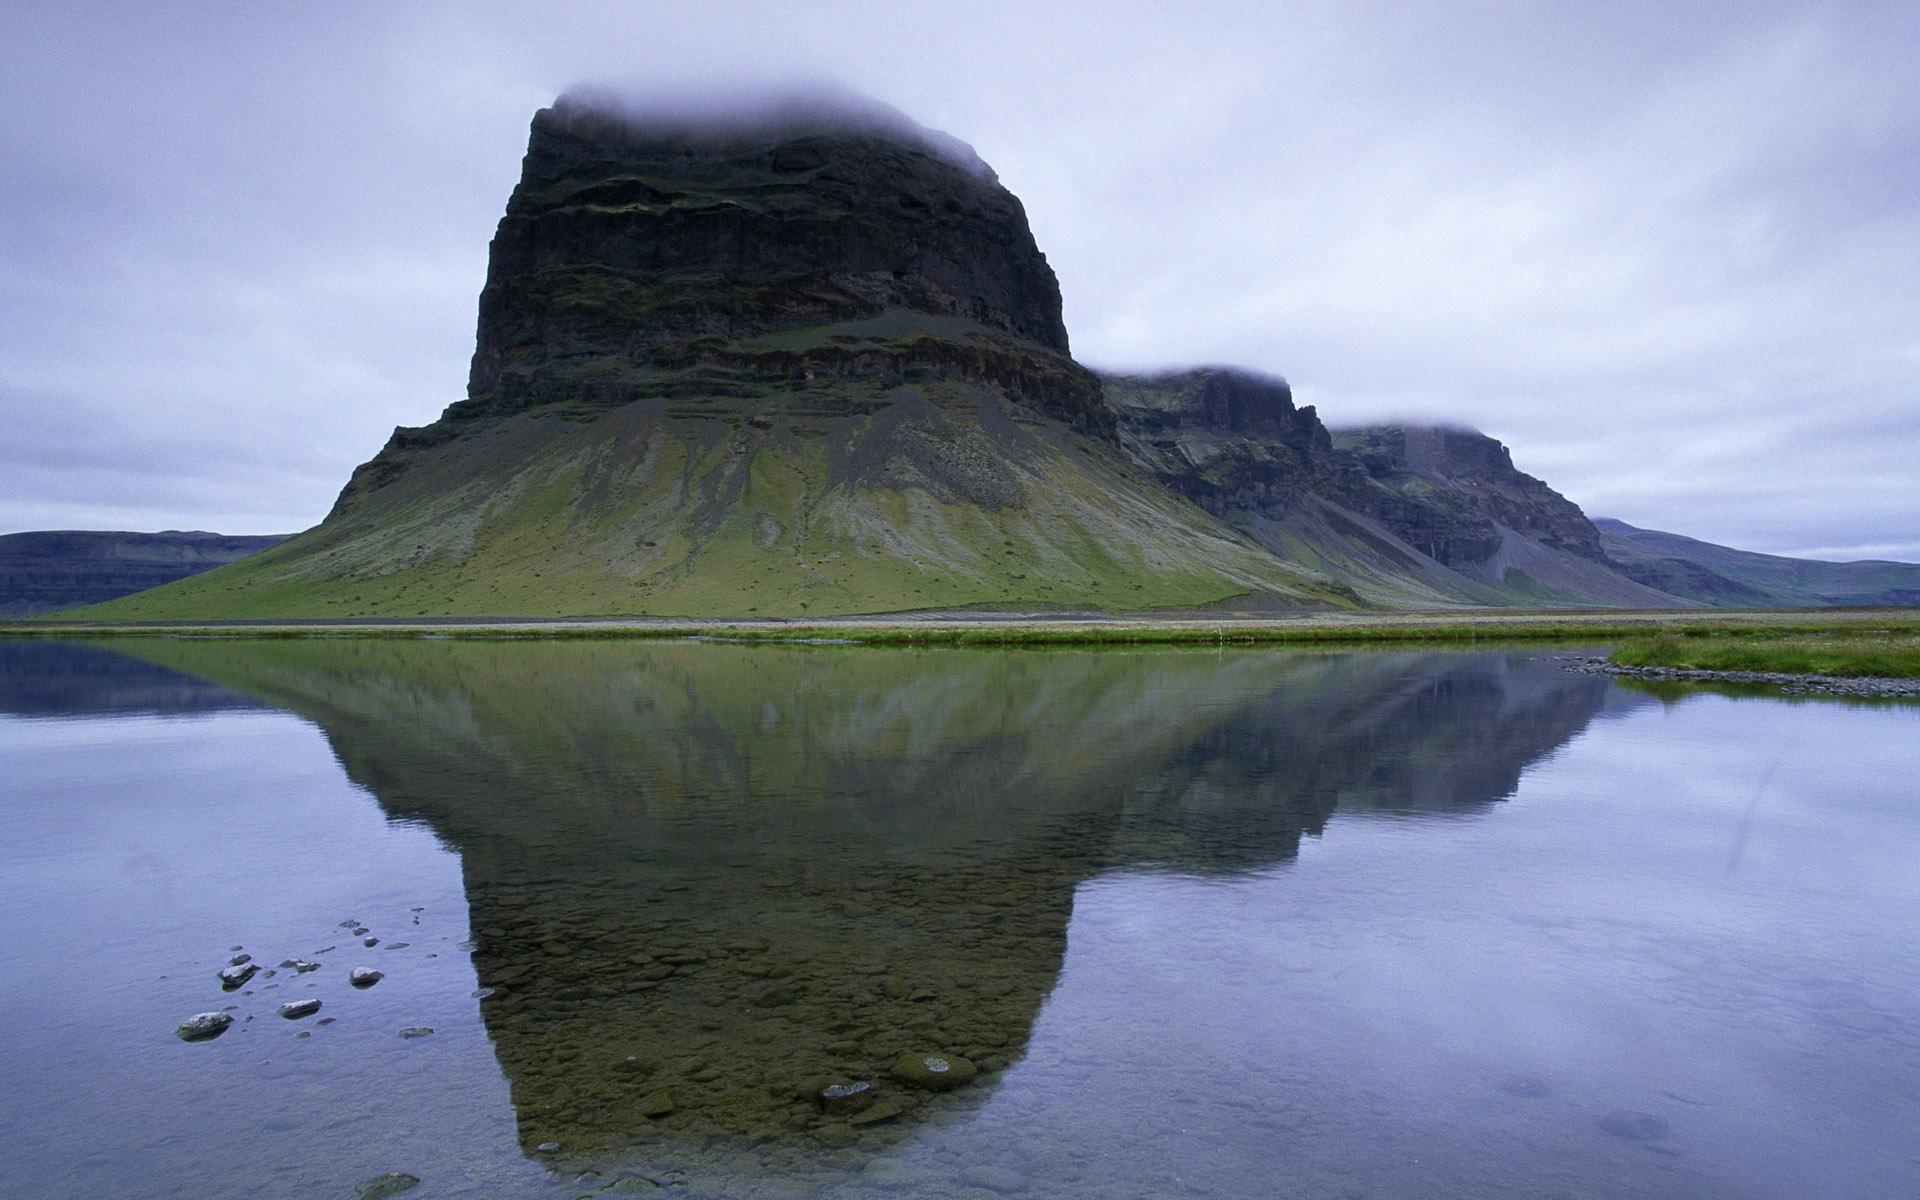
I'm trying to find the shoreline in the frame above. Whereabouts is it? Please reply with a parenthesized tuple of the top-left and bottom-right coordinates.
(1576, 656, 1920, 698)
(5, 607, 1918, 648)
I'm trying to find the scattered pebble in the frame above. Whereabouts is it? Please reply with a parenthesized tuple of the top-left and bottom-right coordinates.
(280, 999, 322, 1020)
(815, 1080, 875, 1114)
(176, 1012, 233, 1042)
(350, 968, 385, 988)
(400, 1027, 434, 1039)
(887, 1052, 977, 1091)
(219, 962, 259, 990)
(353, 1172, 420, 1200)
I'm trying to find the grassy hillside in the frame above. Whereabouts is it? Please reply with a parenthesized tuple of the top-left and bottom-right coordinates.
(71, 382, 1356, 620)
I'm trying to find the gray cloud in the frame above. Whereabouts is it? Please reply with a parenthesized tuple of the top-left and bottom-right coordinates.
(3, 1, 1916, 560)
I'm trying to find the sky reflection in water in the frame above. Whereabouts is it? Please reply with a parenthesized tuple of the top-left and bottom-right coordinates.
(0, 638, 1915, 1199)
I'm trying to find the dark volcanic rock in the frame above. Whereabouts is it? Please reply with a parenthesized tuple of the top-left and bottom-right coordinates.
(1105, 368, 1344, 520)
(339, 82, 1104, 513)
(1331, 424, 1607, 570)
(1103, 370, 1665, 603)
(1107, 367, 1607, 572)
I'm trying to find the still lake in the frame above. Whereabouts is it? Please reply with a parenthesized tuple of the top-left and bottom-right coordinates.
(1, 637, 1916, 1199)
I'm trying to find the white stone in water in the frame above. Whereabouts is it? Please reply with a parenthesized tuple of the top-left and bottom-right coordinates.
(351, 968, 384, 988)
(280, 999, 322, 1019)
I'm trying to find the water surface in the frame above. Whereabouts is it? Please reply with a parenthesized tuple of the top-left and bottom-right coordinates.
(1, 638, 1915, 1199)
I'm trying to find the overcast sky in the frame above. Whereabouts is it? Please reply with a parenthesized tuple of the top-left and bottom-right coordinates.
(4, 1, 1917, 559)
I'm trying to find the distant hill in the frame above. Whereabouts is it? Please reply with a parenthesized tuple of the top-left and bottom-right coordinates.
(1104, 368, 1683, 608)
(1596, 519, 1920, 608)
(0, 530, 289, 617)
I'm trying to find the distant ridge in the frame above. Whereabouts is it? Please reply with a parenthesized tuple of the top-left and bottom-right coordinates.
(0, 530, 288, 616)
(1103, 368, 1683, 608)
(1595, 518, 1920, 608)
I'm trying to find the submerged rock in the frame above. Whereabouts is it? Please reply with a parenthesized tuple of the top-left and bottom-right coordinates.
(399, 1027, 434, 1039)
(1599, 1110, 1670, 1141)
(848, 1095, 912, 1126)
(353, 1173, 420, 1200)
(815, 1080, 875, 1114)
(280, 999, 322, 1020)
(1498, 1073, 1551, 1098)
(638, 1089, 675, 1118)
(961, 1164, 1029, 1194)
(176, 1012, 233, 1042)
(350, 968, 384, 989)
(887, 1052, 977, 1091)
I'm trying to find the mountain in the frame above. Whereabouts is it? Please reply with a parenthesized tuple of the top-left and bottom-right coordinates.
(1103, 368, 1683, 608)
(47, 89, 1898, 621)
(1596, 518, 1920, 608)
(0, 530, 288, 617)
(71, 86, 1351, 619)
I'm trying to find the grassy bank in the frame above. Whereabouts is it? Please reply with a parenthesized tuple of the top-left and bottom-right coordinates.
(1610, 629, 1920, 678)
(7, 608, 1920, 649)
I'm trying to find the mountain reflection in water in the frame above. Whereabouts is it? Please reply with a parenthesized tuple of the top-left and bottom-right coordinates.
(80, 637, 1634, 1174)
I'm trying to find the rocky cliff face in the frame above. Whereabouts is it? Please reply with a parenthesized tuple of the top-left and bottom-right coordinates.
(1103, 370, 1675, 606)
(1331, 425, 1608, 571)
(1103, 368, 1343, 518)
(452, 88, 1089, 420)
(0, 530, 288, 617)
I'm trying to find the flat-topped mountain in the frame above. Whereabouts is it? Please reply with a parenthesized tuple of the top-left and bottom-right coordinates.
(0, 530, 287, 617)
(79, 87, 1346, 619)
(53, 88, 1915, 620)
